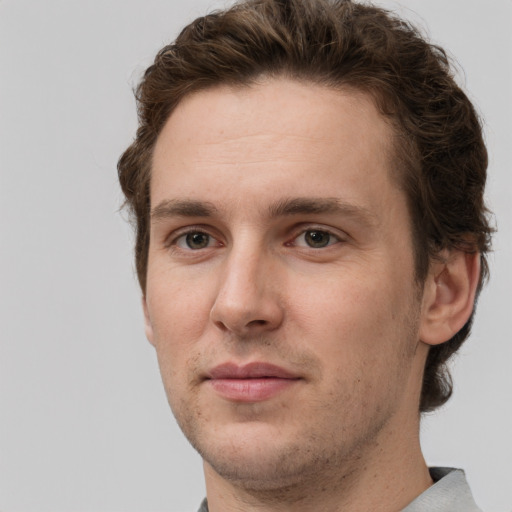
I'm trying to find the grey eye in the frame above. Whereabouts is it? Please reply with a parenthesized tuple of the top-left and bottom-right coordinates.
(175, 232, 212, 249)
(186, 232, 210, 249)
(304, 230, 332, 248)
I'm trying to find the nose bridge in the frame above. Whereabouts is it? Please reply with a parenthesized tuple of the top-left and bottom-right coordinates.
(210, 233, 283, 334)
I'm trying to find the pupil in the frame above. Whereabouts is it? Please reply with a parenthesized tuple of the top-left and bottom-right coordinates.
(187, 232, 209, 249)
(306, 230, 329, 248)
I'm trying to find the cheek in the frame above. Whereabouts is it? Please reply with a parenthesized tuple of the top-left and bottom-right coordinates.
(290, 267, 415, 365)
(146, 269, 214, 367)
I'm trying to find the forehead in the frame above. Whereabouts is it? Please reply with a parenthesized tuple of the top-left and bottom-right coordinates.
(151, 78, 400, 216)
(154, 79, 393, 157)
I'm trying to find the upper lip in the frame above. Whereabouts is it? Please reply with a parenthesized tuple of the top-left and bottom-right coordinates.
(206, 362, 300, 380)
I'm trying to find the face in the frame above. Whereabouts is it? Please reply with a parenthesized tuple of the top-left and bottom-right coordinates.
(145, 79, 428, 491)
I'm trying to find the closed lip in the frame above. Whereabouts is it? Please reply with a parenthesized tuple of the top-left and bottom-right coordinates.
(206, 362, 301, 380)
(205, 361, 302, 402)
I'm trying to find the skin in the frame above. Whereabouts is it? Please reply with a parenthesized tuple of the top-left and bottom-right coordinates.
(143, 78, 480, 512)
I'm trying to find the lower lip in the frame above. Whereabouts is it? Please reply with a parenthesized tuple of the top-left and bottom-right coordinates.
(208, 378, 299, 402)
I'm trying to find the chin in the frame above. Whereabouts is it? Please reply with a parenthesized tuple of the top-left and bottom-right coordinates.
(203, 448, 317, 492)
(188, 420, 354, 493)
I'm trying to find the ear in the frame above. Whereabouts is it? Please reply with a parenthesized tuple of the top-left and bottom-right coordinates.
(142, 295, 156, 346)
(419, 251, 481, 346)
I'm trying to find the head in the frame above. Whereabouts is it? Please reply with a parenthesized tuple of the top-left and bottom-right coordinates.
(118, 0, 491, 415)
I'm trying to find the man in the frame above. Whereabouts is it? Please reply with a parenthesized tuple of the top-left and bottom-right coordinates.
(118, 0, 492, 510)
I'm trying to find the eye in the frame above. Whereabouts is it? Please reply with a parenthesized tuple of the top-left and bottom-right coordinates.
(175, 231, 215, 250)
(294, 229, 339, 248)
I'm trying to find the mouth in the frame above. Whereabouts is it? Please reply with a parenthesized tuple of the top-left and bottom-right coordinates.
(205, 362, 302, 402)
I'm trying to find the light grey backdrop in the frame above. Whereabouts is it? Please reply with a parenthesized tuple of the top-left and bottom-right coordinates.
(0, 1, 510, 511)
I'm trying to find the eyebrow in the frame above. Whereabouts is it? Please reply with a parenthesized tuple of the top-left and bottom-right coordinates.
(151, 199, 218, 221)
(268, 197, 377, 226)
(150, 196, 376, 226)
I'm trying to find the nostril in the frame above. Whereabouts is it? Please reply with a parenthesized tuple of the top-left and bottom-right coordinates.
(210, 293, 284, 334)
(249, 319, 267, 327)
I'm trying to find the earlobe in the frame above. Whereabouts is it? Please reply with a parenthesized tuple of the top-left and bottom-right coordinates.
(142, 296, 156, 346)
(419, 251, 481, 346)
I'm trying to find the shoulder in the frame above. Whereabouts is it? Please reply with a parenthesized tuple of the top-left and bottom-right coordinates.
(402, 467, 483, 512)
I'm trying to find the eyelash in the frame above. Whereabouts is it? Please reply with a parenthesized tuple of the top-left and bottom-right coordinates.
(166, 226, 222, 252)
(167, 225, 343, 252)
(288, 228, 342, 249)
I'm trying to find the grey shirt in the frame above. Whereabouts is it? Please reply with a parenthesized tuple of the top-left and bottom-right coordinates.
(196, 467, 482, 511)
(402, 467, 482, 511)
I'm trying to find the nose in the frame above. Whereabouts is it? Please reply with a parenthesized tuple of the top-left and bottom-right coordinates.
(210, 244, 284, 337)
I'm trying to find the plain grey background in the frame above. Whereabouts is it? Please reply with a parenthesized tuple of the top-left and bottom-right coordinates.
(0, 0, 510, 511)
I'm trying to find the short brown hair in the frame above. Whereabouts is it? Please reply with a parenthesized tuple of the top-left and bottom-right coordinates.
(118, 0, 493, 412)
